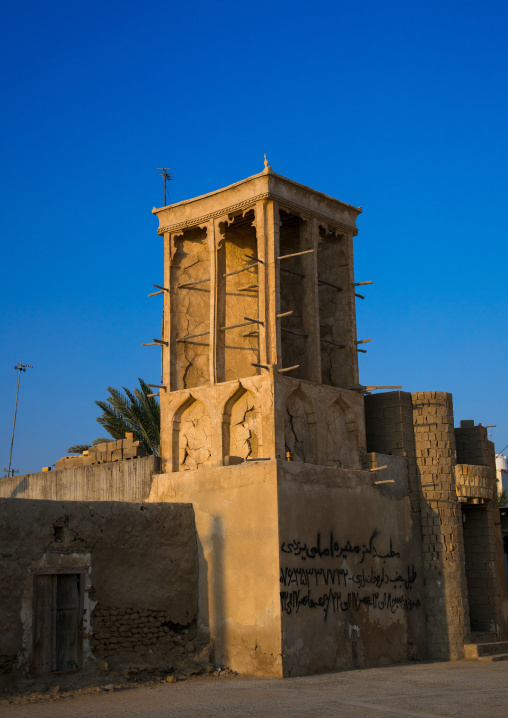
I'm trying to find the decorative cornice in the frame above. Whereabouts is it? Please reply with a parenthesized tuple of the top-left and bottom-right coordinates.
(157, 193, 358, 237)
(271, 194, 359, 236)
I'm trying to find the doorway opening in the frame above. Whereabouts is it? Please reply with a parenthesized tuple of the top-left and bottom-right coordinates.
(461, 504, 497, 633)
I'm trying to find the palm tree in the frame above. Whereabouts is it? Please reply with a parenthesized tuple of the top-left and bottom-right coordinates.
(68, 378, 160, 456)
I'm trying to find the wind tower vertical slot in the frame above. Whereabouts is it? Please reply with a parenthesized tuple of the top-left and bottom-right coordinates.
(217, 210, 260, 382)
(318, 228, 354, 387)
(278, 211, 315, 381)
(171, 226, 211, 389)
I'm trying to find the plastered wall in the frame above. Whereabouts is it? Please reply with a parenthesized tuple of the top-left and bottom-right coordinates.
(0, 499, 197, 675)
(149, 456, 426, 677)
(149, 461, 283, 677)
(277, 460, 425, 676)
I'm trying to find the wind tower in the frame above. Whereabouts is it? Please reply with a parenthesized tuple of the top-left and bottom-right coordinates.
(150, 161, 399, 678)
(152, 158, 364, 468)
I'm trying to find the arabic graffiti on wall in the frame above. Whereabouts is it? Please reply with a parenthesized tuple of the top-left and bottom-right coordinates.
(280, 589, 421, 619)
(280, 530, 399, 563)
(280, 564, 417, 590)
(280, 530, 421, 619)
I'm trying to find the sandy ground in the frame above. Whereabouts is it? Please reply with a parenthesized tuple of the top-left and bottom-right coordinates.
(1, 660, 508, 717)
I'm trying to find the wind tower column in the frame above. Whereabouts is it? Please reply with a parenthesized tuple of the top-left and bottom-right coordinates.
(254, 199, 280, 368)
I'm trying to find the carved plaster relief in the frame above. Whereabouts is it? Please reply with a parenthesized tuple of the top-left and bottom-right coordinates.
(223, 387, 262, 462)
(325, 397, 359, 469)
(284, 388, 316, 464)
(177, 399, 212, 471)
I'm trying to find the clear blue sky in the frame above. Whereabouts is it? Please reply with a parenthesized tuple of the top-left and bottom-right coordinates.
(1, 0, 507, 475)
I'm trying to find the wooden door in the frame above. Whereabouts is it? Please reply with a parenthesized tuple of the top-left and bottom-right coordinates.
(32, 572, 83, 675)
(32, 574, 55, 676)
(55, 574, 81, 671)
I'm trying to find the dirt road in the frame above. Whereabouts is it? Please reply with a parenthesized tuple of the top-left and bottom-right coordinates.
(2, 660, 508, 717)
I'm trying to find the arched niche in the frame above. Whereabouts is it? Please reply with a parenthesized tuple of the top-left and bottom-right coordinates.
(325, 396, 359, 469)
(172, 396, 212, 472)
(284, 388, 317, 464)
(222, 387, 262, 462)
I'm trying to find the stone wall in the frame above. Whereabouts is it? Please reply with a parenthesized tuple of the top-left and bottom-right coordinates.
(89, 605, 186, 658)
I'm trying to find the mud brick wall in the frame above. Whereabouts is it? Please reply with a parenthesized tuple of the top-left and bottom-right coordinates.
(455, 464, 497, 502)
(364, 391, 419, 511)
(55, 436, 146, 470)
(90, 605, 183, 657)
(454, 422, 496, 471)
(411, 391, 469, 659)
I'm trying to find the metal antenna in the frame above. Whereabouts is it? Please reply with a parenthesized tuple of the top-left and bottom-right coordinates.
(157, 168, 174, 206)
(5, 363, 33, 478)
(2, 467, 19, 478)
(486, 425, 496, 440)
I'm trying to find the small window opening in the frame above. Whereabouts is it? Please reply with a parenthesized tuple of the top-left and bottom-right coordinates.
(53, 525, 64, 543)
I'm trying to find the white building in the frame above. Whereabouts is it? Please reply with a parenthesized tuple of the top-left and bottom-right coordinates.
(496, 455, 508, 494)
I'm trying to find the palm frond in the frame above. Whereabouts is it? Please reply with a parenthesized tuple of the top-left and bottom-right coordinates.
(92, 437, 112, 446)
(67, 444, 91, 454)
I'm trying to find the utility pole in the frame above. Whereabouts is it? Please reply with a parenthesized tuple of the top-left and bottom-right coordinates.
(5, 363, 33, 478)
(157, 168, 173, 206)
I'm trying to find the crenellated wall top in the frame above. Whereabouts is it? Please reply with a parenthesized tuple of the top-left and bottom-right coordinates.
(152, 169, 362, 237)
